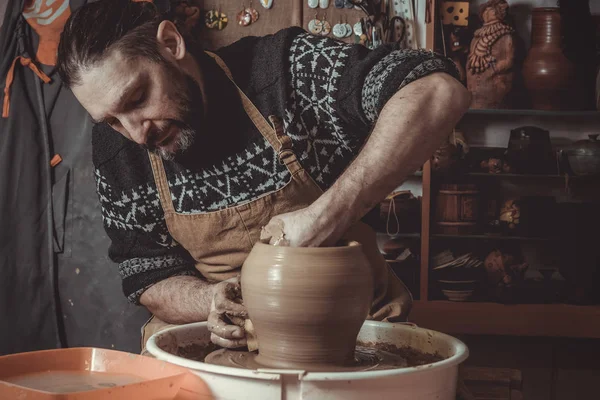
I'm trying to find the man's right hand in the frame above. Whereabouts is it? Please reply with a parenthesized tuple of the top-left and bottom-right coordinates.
(207, 276, 249, 348)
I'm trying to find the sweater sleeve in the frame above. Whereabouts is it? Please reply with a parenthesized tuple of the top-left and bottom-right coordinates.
(354, 47, 461, 125)
(282, 32, 460, 189)
(92, 123, 198, 305)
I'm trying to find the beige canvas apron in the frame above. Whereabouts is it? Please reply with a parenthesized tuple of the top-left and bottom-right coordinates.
(140, 53, 413, 353)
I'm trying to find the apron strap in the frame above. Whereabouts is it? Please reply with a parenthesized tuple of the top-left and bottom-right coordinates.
(147, 51, 307, 212)
(148, 152, 176, 213)
(205, 51, 302, 175)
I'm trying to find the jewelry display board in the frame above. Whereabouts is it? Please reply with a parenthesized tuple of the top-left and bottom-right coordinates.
(199, 0, 303, 49)
(195, 0, 427, 50)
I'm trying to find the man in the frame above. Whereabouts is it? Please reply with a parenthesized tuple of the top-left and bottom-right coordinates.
(57, 0, 470, 351)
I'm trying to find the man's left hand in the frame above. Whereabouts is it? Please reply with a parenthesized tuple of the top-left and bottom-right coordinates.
(207, 277, 248, 348)
(260, 206, 344, 247)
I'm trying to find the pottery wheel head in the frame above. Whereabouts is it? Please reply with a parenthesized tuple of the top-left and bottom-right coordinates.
(204, 345, 411, 372)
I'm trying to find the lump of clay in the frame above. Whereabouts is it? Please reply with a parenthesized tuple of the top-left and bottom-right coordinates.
(259, 219, 290, 246)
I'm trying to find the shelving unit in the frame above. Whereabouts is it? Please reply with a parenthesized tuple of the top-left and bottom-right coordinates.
(466, 172, 567, 179)
(431, 234, 560, 242)
(401, 122, 600, 337)
(464, 108, 600, 117)
(389, 0, 600, 339)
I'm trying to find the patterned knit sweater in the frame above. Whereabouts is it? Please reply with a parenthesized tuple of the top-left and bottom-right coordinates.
(92, 27, 459, 304)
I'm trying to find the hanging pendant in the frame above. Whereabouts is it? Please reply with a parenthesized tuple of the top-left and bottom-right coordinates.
(353, 21, 363, 36)
(320, 16, 331, 36)
(344, 0, 353, 9)
(237, 7, 252, 26)
(206, 9, 228, 30)
(319, 0, 329, 8)
(344, 21, 353, 38)
(260, 0, 273, 9)
(308, 14, 323, 34)
(308, 0, 319, 9)
(246, 1, 259, 23)
(332, 23, 347, 38)
(334, 0, 345, 8)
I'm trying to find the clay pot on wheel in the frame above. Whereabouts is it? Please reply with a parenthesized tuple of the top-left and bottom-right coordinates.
(522, 8, 576, 110)
(241, 241, 374, 371)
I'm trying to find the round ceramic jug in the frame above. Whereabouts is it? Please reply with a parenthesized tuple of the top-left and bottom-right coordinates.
(522, 8, 576, 110)
(241, 241, 374, 371)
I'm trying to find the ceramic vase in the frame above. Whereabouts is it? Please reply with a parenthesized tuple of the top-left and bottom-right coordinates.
(522, 8, 576, 110)
(241, 241, 374, 371)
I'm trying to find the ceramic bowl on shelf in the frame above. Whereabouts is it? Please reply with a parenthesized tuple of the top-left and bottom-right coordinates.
(438, 279, 478, 302)
(559, 134, 600, 176)
(441, 289, 476, 302)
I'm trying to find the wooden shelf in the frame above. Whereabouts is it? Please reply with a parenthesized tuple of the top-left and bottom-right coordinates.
(409, 301, 600, 338)
(465, 108, 600, 117)
(461, 172, 598, 181)
(465, 172, 567, 179)
(380, 232, 421, 239)
(432, 234, 560, 242)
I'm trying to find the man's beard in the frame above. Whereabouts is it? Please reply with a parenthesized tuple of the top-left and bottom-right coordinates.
(152, 124, 194, 161)
(145, 68, 204, 161)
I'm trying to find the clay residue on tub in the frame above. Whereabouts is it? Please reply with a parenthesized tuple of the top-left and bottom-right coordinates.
(173, 341, 444, 371)
(356, 341, 444, 367)
(175, 342, 219, 362)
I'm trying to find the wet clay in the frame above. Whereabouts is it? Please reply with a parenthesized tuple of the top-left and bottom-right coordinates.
(356, 341, 444, 367)
(3, 371, 144, 393)
(198, 343, 443, 372)
(259, 218, 290, 246)
(176, 342, 219, 362)
(241, 241, 374, 370)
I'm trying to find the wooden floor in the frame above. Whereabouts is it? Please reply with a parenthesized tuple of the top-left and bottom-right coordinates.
(456, 335, 600, 400)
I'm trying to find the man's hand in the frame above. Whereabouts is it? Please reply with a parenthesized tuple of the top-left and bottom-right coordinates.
(207, 276, 249, 348)
(260, 205, 342, 248)
(262, 73, 470, 250)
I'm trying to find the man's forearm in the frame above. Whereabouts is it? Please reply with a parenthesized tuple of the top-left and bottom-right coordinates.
(312, 72, 471, 239)
(139, 275, 216, 324)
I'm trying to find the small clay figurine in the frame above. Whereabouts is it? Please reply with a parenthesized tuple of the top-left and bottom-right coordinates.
(480, 157, 512, 174)
(480, 158, 503, 174)
(499, 199, 520, 231)
(484, 248, 528, 288)
(466, 0, 516, 108)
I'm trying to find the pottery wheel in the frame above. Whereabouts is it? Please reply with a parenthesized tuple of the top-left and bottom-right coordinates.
(204, 345, 409, 372)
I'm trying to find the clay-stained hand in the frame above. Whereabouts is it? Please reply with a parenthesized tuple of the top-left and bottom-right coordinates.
(260, 206, 342, 247)
(207, 276, 248, 348)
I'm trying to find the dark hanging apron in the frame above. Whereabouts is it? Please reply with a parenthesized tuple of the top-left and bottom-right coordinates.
(0, 0, 149, 355)
(141, 53, 413, 350)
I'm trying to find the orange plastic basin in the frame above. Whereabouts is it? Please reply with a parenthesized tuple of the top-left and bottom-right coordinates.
(0, 347, 213, 399)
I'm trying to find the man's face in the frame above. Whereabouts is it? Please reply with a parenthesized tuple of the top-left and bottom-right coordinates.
(72, 50, 204, 160)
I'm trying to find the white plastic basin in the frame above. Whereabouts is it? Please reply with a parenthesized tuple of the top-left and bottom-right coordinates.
(146, 320, 469, 400)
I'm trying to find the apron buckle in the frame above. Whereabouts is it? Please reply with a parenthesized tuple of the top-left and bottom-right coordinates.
(278, 149, 295, 165)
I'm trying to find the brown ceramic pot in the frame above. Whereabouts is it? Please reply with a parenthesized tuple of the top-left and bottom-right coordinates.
(522, 8, 576, 110)
(241, 241, 374, 371)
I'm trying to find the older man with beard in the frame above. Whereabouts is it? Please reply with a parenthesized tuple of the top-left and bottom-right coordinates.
(57, 0, 470, 351)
